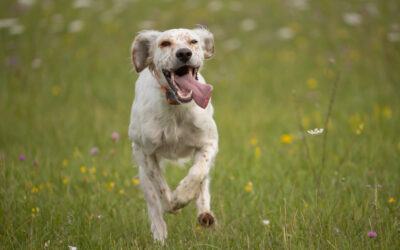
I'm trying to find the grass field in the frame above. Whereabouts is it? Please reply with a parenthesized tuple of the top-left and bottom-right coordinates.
(1, 0, 400, 249)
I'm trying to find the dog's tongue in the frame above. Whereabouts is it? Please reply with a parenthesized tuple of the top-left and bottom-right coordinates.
(174, 73, 213, 109)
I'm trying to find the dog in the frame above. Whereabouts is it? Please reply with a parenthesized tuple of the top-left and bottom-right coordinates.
(129, 27, 218, 244)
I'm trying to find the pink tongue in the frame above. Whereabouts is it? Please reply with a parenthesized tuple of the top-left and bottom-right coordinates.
(174, 73, 213, 109)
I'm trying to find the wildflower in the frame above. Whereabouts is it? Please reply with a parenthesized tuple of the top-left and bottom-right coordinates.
(207, 1, 223, 12)
(0, 18, 18, 29)
(119, 189, 125, 195)
(62, 159, 69, 166)
(31, 187, 39, 193)
(262, 220, 270, 226)
(240, 19, 257, 32)
(39, 184, 44, 190)
(73, 0, 92, 8)
(68, 20, 84, 33)
(382, 106, 392, 119)
(356, 123, 364, 135)
(281, 134, 293, 144)
(277, 27, 294, 40)
(389, 197, 396, 203)
(196, 225, 201, 231)
(254, 147, 261, 159)
(62, 177, 68, 184)
(31, 57, 41, 68)
(244, 181, 253, 192)
(51, 85, 61, 96)
(223, 38, 241, 51)
(89, 167, 96, 174)
(9, 24, 25, 35)
(80, 166, 87, 173)
(111, 131, 120, 142)
(250, 137, 258, 146)
(132, 179, 139, 185)
(307, 128, 324, 135)
(333, 227, 340, 233)
(343, 12, 362, 26)
(90, 147, 99, 155)
(7, 55, 20, 67)
(367, 230, 377, 238)
(31, 207, 39, 217)
(68, 246, 77, 250)
(44, 240, 50, 248)
(18, 154, 26, 162)
(307, 78, 318, 89)
(108, 181, 115, 190)
(33, 158, 39, 166)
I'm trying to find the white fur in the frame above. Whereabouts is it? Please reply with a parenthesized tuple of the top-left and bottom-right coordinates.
(128, 28, 218, 244)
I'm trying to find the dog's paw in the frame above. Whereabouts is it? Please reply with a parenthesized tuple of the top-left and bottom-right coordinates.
(197, 212, 216, 228)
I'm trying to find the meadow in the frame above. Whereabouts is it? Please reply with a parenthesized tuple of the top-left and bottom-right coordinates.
(1, 0, 399, 249)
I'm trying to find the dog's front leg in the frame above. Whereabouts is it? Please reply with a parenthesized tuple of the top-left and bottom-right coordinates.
(171, 142, 218, 211)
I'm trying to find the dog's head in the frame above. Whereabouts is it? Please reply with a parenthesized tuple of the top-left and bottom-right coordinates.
(131, 27, 214, 105)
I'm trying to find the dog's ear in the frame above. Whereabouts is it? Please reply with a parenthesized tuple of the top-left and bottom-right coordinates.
(193, 27, 214, 59)
(131, 30, 160, 73)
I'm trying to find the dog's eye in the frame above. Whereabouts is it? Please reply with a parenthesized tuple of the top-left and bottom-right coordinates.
(190, 39, 198, 44)
(160, 41, 171, 47)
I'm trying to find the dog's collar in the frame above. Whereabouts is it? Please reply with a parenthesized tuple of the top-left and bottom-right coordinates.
(152, 70, 180, 105)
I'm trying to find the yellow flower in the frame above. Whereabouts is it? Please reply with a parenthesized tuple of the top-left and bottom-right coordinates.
(281, 134, 293, 144)
(196, 226, 200, 231)
(108, 181, 115, 190)
(31, 208, 36, 213)
(31, 187, 39, 193)
(73, 149, 79, 158)
(132, 179, 139, 185)
(45, 182, 51, 189)
(119, 189, 125, 195)
(89, 167, 96, 174)
(62, 177, 68, 184)
(307, 78, 318, 89)
(382, 106, 392, 119)
(62, 159, 68, 167)
(254, 146, 261, 160)
(389, 197, 396, 203)
(356, 123, 364, 135)
(39, 184, 44, 190)
(51, 85, 61, 96)
(80, 166, 87, 173)
(250, 138, 258, 146)
(244, 181, 253, 192)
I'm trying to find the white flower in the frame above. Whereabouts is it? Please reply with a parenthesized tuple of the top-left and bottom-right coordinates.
(240, 19, 257, 32)
(44, 240, 50, 248)
(307, 128, 324, 135)
(9, 24, 25, 35)
(333, 227, 340, 233)
(18, 0, 35, 7)
(277, 27, 294, 40)
(387, 32, 400, 42)
(68, 246, 77, 250)
(68, 20, 84, 33)
(73, 0, 92, 8)
(262, 220, 270, 226)
(223, 38, 241, 51)
(287, 0, 309, 11)
(208, 1, 223, 12)
(0, 18, 18, 29)
(343, 12, 362, 26)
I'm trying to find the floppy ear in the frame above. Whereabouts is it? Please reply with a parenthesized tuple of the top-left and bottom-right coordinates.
(131, 30, 160, 73)
(193, 27, 214, 59)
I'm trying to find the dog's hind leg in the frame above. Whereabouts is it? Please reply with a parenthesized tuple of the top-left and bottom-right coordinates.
(196, 176, 216, 227)
(139, 166, 167, 244)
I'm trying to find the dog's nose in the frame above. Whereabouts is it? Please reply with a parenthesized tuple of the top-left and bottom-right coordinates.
(176, 48, 192, 63)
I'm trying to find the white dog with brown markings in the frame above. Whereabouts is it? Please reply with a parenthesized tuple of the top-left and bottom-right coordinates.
(129, 27, 218, 244)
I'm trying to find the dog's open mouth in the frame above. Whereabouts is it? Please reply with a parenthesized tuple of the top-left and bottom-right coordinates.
(162, 66, 213, 109)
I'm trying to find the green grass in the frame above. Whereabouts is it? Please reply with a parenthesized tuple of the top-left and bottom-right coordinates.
(1, 0, 400, 249)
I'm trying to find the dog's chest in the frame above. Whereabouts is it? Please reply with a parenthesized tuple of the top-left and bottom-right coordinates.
(157, 115, 201, 159)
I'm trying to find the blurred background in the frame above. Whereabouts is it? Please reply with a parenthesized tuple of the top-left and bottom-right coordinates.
(1, 0, 399, 248)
